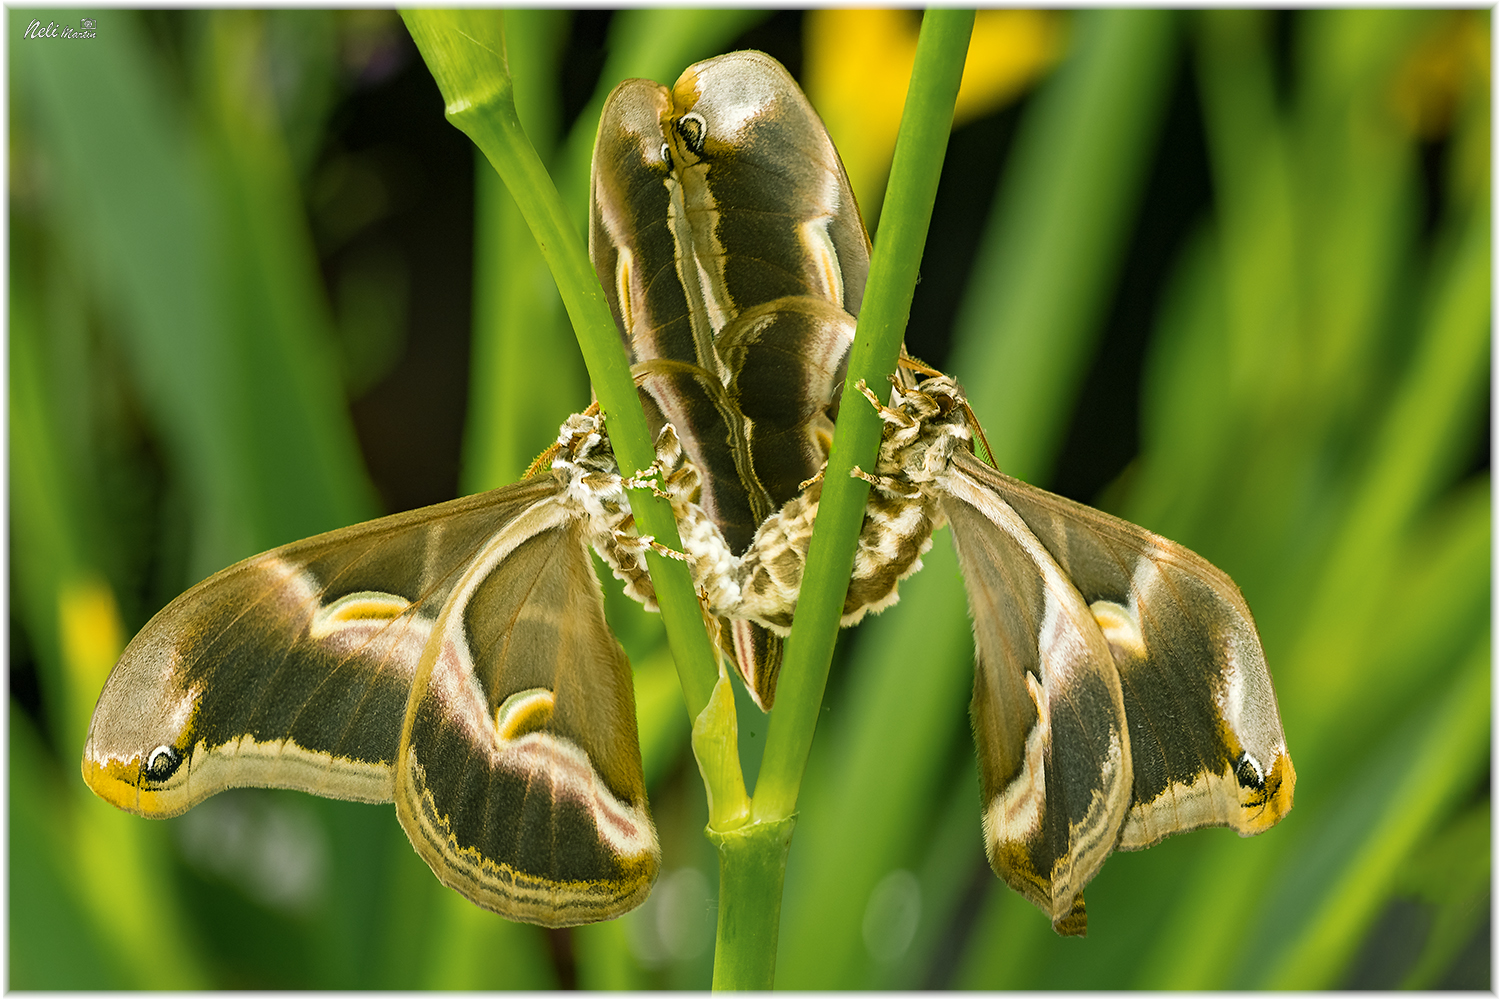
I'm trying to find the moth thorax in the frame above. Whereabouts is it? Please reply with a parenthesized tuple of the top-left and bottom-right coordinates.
(556, 411, 606, 454)
(891, 378, 975, 482)
(878, 414, 966, 486)
(551, 412, 631, 519)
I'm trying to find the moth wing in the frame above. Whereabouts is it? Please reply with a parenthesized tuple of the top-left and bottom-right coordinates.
(589, 77, 683, 364)
(672, 50, 871, 316)
(394, 497, 659, 926)
(82, 476, 659, 926)
(591, 80, 770, 553)
(951, 451, 1295, 852)
(81, 478, 563, 817)
(939, 462, 1132, 935)
(718, 295, 854, 510)
(589, 55, 874, 722)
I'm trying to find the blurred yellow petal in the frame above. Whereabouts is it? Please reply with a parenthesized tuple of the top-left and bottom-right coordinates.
(806, 9, 1065, 221)
(805, 10, 914, 219)
(957, 11, 1067, 126)
(59, 576, 123, 688)
(1389, 11, 1490, 139)
(58, 575, 124, 749)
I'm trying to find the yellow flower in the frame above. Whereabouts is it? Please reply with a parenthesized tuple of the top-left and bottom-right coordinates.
(1389, 10, 1489, 140)
(60, 575, 125, 737)
(805, 10, 1066, 224)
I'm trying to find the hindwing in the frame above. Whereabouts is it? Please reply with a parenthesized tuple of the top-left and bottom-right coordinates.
(940, 448, 1294, 934)
(82, 471, 659, 927)
(395, 496, 658, 926)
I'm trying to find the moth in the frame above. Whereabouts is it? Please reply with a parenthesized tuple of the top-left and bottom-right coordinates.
(849, 374, 1295, 934)
(82, 413, 662, 927)
(589, 50, 879, 710)
(81, 49, 1294, 938)
(585, 51, 1295, 935)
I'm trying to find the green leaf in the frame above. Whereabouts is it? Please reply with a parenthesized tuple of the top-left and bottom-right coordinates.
(949, 9, 1176, 483)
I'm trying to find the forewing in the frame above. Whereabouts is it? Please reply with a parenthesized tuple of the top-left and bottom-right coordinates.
(951, 451, 1295, 850)
(590, 77, 767, 552)
(940, 466, 1132, 935)
(669, 50, 870, 318)
(589, 77, 695, 371)
(395, 501, 658, 927)
(81, 479, 562, 818)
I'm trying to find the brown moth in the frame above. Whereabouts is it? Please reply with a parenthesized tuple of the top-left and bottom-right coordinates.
(852, 375, 1295, 934)
(82, 413, 661, 927)
(589, 50, 872, 709)
(586, 51, 1295, 935)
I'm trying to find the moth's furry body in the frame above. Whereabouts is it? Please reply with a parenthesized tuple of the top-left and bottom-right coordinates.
(589, 375, 971, 646)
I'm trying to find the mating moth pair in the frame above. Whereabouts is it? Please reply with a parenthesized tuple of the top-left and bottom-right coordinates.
(83, 51, 1293, 936)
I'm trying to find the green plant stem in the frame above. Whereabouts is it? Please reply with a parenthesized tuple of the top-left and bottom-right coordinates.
(693, 672, 752, 830)
(709, 819, 798, 991)
(400, 11, 718, 720)
(752, 10, 975, 826)
(701, 12, 973, 991)
(404, 11, 973, 989)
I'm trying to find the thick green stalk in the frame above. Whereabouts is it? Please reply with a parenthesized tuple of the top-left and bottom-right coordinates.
(752, 10, 975, 825)
(709, 819, 798, 990)
(400, 10, 718, 719)
(701, 12, 972, 990)
(404, 11, 973, 989)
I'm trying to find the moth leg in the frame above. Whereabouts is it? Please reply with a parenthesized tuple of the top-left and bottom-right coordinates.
(622, 426, 702, 503)
(850, 465, 922, 500)
(620, 462, 671, 497)
(602, 524, 686, 564)
(646, 538, 690, 562)
(799, 466, 827, 491)
(854, 378, 918, 429)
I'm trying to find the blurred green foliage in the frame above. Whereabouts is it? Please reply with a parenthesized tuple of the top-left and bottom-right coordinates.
(8, 8, 1489, 990)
